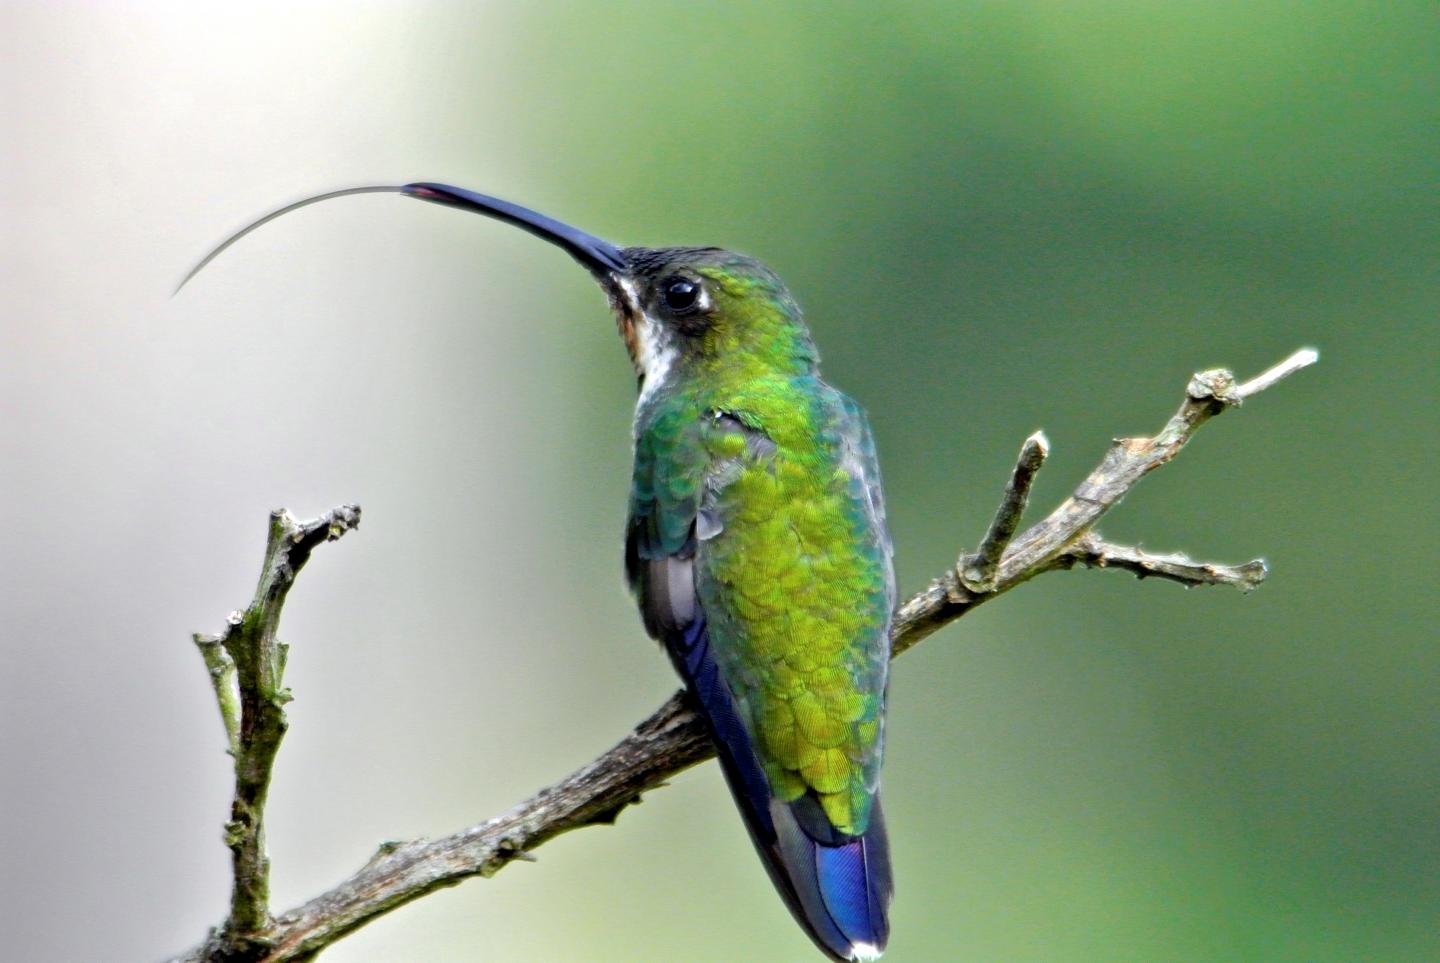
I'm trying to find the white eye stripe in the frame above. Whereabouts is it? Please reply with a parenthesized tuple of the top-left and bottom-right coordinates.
(618, 276, 642, 316)
(619, 277, 677, 408)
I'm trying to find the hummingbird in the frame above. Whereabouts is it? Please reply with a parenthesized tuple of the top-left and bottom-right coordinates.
(182, 183, 897, 961)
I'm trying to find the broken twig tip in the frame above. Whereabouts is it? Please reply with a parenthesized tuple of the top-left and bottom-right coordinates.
(1021, 430, 1050, 462)
(1235, 347, 1320, 399)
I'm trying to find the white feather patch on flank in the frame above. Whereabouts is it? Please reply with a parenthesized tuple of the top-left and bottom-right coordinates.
(619, 277, 677, 409)
(848, 942, 883, 961)
(664, 557, 695, 625)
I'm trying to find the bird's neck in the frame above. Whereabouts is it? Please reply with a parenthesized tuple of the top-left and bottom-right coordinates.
(635, 355, 819, 431)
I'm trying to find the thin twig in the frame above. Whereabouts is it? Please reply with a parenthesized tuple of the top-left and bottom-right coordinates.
(1235, 347, 1319, 399)
(1064, 533, 1268, 591)
(195, 636, 241, 757)
(960, 430, 1049, 592)
(172, 350, 1313, 963)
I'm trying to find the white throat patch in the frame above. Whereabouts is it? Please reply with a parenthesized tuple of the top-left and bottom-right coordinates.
(619, 277, 678, 409)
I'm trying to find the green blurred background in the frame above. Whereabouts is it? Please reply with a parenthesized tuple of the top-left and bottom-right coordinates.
(3, 2, 1436, 960)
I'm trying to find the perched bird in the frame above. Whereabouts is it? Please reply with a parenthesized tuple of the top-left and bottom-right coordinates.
(182, 184, 896, 961)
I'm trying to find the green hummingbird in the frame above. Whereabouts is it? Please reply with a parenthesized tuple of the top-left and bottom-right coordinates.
(183, 183, 896, 961)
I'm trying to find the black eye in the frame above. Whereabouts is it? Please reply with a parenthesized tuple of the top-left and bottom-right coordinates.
(662, 277, 701, 314)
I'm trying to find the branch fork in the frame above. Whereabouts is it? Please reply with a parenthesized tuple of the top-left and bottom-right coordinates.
(189, 506, 361, 957)
(174, 350, 1316, 963)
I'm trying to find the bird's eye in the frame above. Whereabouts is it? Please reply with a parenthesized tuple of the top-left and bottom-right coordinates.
(662, 277, 701, 314)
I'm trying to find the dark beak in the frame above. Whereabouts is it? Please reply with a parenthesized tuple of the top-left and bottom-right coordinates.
(176, 182, 627, 293)
(402, 183, 627, 275)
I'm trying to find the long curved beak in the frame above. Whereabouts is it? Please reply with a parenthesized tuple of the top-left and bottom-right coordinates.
(403, 183, 627, 275)
(176, 182, 628, 293)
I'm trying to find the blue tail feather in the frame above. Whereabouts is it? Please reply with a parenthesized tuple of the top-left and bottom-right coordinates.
(775, 796, 892, 960)
(668, 617, 893, 961)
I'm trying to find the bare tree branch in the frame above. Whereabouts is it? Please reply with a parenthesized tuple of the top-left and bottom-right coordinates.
(185, 506, 361, 960)
(891, 347, 1315, 657)
(171, 349, 1315, 963)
